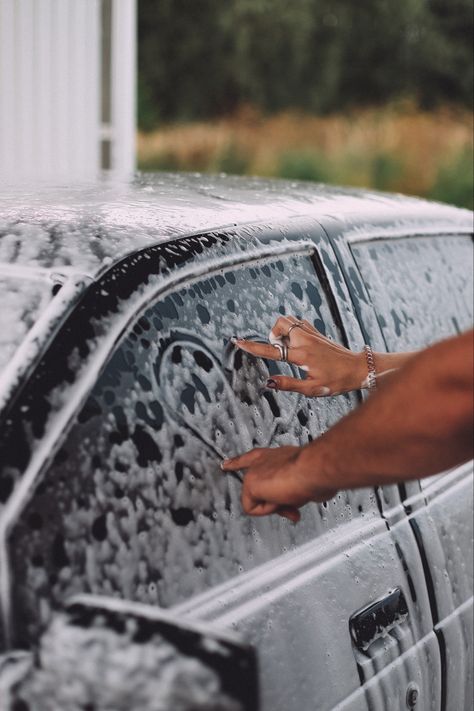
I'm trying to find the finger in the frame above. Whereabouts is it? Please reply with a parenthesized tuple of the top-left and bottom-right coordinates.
(290, 319, 330, 340)
(270, 316, 311, 341)
(233, 338, 286, 362)
(221, 448, 263, 471)
(300, 319, 320, 335)
(249, 502, 280, 516)
(312, 488, 339, 503)
(266, 375, 331, 397)
(241, 486, 279, 517)
(269, 316, 295, 341)
(277, 506, 301, 523)
(265, 375, 314, 395)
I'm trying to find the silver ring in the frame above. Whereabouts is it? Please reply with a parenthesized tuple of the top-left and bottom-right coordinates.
(273, 343, 284, 361)
(273, 343, 289, 362)
(286, 322, 304, 337)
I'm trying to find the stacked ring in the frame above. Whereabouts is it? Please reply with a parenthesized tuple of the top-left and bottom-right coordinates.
(274, 343, 289, 362)
(286, 321, 304, 337)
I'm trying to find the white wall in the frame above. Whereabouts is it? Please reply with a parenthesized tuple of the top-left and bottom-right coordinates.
(0, 0, 136, 183)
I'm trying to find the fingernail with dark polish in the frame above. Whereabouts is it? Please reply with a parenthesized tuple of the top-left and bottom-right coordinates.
(266, 379, 277, 389)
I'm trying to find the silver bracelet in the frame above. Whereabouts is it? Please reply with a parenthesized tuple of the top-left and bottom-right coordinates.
(363, 344, 377, 392)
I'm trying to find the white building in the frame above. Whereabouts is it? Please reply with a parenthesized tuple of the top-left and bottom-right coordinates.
(0, 0, 136, 182)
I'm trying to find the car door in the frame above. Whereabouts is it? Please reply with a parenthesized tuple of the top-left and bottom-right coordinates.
(0, 218, 440, 710)
(337, 226, 473, 711)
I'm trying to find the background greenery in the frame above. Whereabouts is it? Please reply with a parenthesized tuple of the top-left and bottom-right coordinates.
(137, 0, 473, 208)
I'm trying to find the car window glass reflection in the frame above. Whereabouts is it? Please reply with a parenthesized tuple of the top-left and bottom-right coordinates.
(10, 254, 379, 645)
(352, 235, 473, 351)
(352, 235, 473, 491)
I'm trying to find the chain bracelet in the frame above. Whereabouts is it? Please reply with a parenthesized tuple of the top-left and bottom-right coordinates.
(363, 344, 377, 392)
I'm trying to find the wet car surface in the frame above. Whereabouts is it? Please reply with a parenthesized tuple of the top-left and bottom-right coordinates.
(0, 174, 472, 710)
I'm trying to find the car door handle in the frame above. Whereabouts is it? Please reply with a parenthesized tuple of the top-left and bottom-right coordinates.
(349, 588, 409, 652)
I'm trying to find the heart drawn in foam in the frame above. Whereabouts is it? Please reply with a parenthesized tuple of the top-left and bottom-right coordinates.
(151, 329, 303, 471)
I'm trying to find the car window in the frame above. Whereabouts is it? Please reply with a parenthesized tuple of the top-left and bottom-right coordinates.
(350, 235, 473, 351)
(351, 234, 473, 492)
(10, 250, 380, 643)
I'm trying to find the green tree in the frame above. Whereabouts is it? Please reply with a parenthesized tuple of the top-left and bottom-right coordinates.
(137, 0, 474, 128)
(416, 0, 473, 108)
(138, 0, 239, 124)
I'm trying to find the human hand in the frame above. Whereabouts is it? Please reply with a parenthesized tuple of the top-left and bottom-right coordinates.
(232, 316, 367, 396)
(221, 445, 338, 523)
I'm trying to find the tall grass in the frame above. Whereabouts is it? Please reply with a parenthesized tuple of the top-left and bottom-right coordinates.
(137, 104, 473, 209)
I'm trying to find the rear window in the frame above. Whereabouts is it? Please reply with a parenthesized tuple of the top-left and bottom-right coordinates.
(351, 234, 473, 490)
(351, 235, 473, 350)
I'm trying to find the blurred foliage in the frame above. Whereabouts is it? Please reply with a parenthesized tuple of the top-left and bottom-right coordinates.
(214, 143, 251, 175)
(138, 0, 473, 127)
(137, 1, 473, 208)
(429, 148, 474, 209)
(137, 105, 474, 209)
(371, 153, 403, 191)
(278, 151, 333, 183)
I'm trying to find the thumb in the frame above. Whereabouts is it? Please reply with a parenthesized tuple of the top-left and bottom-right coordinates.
(266, 375, 312, 394)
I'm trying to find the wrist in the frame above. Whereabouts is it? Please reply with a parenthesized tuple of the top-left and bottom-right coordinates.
(296, 439, 339, 500)
(352, 350, 371, 391)
(363, 345, 377, 391)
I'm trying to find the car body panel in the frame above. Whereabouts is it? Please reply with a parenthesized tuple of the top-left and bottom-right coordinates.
(0, 174, 472, 710)
(0, 221, 438, 710)
(325, 217, 473, 711)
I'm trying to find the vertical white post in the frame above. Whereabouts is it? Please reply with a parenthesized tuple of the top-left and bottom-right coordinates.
(35, 0, 54, 178)
(68, 0, 101, 177)
(16, 0, 35, 177)
(51, 0, 70, 177)
(110, 0, 136, 176)
(0, 0, 16, 176)
(0, 0, 105, 182)
(86, 0, 101, 176)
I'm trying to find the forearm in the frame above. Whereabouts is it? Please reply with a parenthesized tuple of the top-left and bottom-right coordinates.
(370, 351, 418, 387)
(301, 332, 474, 492)
(321, 349, 418, 393)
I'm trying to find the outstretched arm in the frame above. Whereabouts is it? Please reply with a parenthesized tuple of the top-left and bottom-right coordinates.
(222, 330, 474, 522)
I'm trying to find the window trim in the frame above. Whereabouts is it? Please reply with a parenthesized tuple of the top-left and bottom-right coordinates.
(344, 223, 473, 245)
(0, 272, 92, 422)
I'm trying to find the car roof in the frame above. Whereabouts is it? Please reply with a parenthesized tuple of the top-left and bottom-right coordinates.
(1, 172, 472, 277)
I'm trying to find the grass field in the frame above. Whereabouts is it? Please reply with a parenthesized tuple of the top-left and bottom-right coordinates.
(137, 103, 473, 209)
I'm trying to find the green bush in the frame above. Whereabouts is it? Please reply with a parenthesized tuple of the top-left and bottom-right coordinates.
(137, 151, 181, 172)
(214, 143, 250, 175)
(277, 151, 333, 183)
(371, 153, 403, 191)
(429, 149, 474, 209)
